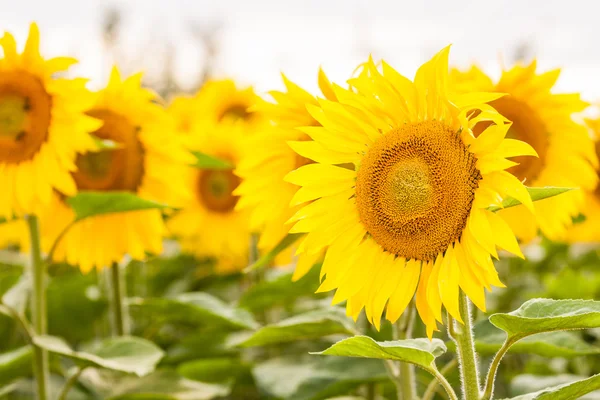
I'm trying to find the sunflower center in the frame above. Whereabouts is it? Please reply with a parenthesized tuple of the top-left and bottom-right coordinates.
(0, 71, 51, 164)
(475, 96, 547, 183)
(197, 167, 240, 213)
(219, 104, 250, 122)
(355, 120, 481, 261)
(72, 109, 144, 192)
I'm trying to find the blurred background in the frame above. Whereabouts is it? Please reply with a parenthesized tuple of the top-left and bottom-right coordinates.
(3, 0, 600, 100)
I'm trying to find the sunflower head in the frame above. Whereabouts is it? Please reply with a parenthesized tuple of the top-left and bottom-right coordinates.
(452, 62, 598, 242)
(286, 47, 535, 337)
(40, 68, 192, 272)
(0, 23, 99, 218)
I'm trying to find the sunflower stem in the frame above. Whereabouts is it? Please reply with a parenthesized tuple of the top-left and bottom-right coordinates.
(389, 304, 417, 400)
(26, 215, 49, 400)
(109, 262, 127, 336)
(450, 292, 481, 400)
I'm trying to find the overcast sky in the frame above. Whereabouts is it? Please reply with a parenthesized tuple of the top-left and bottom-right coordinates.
(3, 0, 600, 100)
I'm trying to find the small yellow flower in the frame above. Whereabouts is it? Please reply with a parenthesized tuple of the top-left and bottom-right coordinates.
(0, 23, 99, 218)
(40, 68, 192, 273)
(286, 48, 535, 337)
(235, 69, 337, 278)
(452, 62, 598, 242)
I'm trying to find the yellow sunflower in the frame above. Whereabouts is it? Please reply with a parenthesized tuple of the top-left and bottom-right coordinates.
(0, 23, 99, 218)
(39, 68, 192, 273)
(451, 62, 598, 242)
(0, 219, 28, 251)
(235, 69, 337, 278)
(195, 79, 265, 131)
(168, 121, 252, 274)
(285, 47, 536, 337)
(566, 117, 600, 242)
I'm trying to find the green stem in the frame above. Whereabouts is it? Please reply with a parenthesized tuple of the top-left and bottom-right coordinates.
(423, 359, 458, 400)
(110, 262, 126, 336)
(57, 367, 86, 400)
(481, 337, 516, 400)
(450, 292, 481, 400)
(26, 215, 49, 400)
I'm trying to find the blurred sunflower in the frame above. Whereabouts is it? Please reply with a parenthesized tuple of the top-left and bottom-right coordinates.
(168, 95, 199, 147)
(234, 69, 337, 279)
(567, 117, 600, 242)
(196, 79, 265, 131)
(286, 47, 536, 336)
(40, 68, 192, 273)
(452, 62, 598, 242)
(0, 219, 28, 251)
(0, 23, 99, 218)
(168, 121, 252, 274)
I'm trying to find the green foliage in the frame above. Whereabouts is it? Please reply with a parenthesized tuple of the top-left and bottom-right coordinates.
(504, 373, 600, 399)
(245, 233, 303, 272)
(488, 187, 574, 212)
(313, 335, 446, 371)
(67, 191, 172, 221)
(236, 308, 356, 347)
(32, 335, 164, 376)
(190, 151, 234, 170)
(0, 346, 33, 386)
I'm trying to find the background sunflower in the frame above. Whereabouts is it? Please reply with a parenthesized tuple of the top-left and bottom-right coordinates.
(39, 68, 192, 273)
(451, 62, 598, 242)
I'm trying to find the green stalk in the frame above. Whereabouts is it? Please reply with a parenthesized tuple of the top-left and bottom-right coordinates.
(449, 291, 481, 400)
(110, 262, 126, 336)
(26, 215, 49, 400)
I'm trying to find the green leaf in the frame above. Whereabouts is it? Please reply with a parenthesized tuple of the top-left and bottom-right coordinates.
(0, 346, 33, 386)
(253, 356, 387, 400)
(238, 267, 322, 311)
(177, 357, 249, 384)
(67, 191, 172, 221)
(105, 370, 231, 400)
(244, 233, 303, 272)
(128, 292, 259, 330)
(91, 134, 122, 150)
(191, 151, 234, 170)
(489, 299, 600, 339)
(466, 319, 600, 357)
(488, 187, 574, 212)
(2, 274, 31, 313)
(32, 335, 164, 376)
(163, 332, 235, 365)
(504, 373, 600, 399)
(235, 308, 355, 348)
(312, 335, 446, 371)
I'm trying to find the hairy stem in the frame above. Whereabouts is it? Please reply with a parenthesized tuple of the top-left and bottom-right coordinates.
(26, 215, 49, 400)
(481, 337, 516, 400)
(110, 262, 127, 336)
(423, 359, 458, 400)
(449, 292, 481, 400)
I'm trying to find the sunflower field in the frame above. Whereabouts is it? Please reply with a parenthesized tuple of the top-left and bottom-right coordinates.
(2, 15, 600, 400)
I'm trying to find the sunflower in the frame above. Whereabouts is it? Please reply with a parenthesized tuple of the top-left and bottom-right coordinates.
(234, 69, 337, 278)
(39, 68, 192, 273)
(168, 95, 200, 147)
(168, 120, 252, 274)
(451, 62, 598, 242)
(285, 47, 536, 337)
(0, 23, 100, 218)
(0, 219, 28, 251)
(195, 79, 265, 132)
(566, 117, 600, 242)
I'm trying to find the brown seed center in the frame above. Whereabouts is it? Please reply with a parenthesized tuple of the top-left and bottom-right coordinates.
(197, 167, 240, 213)
(355, 120, 481, 261)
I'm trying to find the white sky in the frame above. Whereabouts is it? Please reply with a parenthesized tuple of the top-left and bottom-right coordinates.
(2, 0, 600, 100)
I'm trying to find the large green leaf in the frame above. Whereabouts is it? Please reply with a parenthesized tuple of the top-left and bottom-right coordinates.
(106, 370, 231, 400)
(163, 332, 235, 365)
(466, 320, 600, 357)
(190, 151, 234, 170)
(1, 274, 30, 313)
(490, 299, 600, 338)
(488, 187, 574, 212)
(312, 335, 446, 371)
(0, 346, 33, 386)
(32, 335, 164, 376)
(238, 267, 321, 311)
(236, 308, 355, 348)
(177, 357, 249, 384)
(67, 191, 172, 221)
(504, 373, 600, 400)
(244, 233, 303, 272)
(128, 292, 259, 330)
(253, 356, 387, 400)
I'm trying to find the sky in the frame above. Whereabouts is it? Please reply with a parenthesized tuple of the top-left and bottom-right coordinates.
(2, 0, 600, 100)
